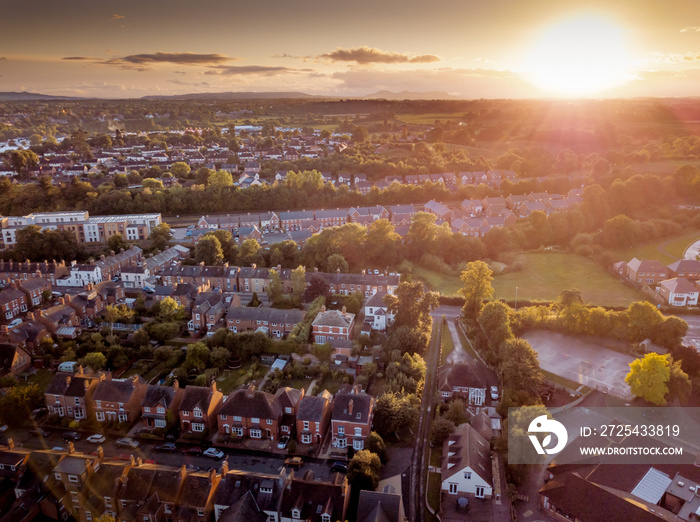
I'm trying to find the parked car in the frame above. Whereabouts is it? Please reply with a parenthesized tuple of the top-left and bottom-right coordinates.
(330, 461, 348, 473)
(183, 446, 203, 455)
(155, 442, 178, 453)
(115, 437, 140, 449)
(30, 428, 49, 438)
(202, 448, 225, 460)
(277, 435, 290, 449)
(490, 386, 499, 401)
(87, 434, 106, 444)
(284, 456, 303, 467)
(62, 431, 80, 441)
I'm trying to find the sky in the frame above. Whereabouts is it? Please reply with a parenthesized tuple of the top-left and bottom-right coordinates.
(1, 0, 700, 99)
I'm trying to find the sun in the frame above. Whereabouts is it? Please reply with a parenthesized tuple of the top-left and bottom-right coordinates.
(523, 15, 631, 96)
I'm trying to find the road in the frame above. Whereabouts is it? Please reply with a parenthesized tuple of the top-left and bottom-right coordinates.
(409, 320, 442, 522)
(8, 426, 334, 481)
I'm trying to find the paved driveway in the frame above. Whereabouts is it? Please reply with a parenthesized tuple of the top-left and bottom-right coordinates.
(522, 330, 634, 400)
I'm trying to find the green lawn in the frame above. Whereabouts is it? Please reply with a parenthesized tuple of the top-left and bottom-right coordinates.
(427, 472, 442, 518)
(278, 378, 313, 391)
(216, 364, 268, 394)
(315, 374, 343, 395)
(608, 229, 700, 265)
(398, 260, 462, 296)
(492, 252, 644, 307)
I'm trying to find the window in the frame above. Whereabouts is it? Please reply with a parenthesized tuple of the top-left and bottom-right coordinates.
(353, 439, 364, 450)
(302, 434, 312, 444)
(193, 409, 202, 418)
(85, 513, 92, 521)
(55, 472, 62, 481)
(303, 421, 309, 430)
(233, 416, 242, 422)
(192, 423, 205, 432)
(68, 474, 78, 483)
(155, 419, 166, 428)
(144, 407, 150, 413)
(157, 406, 165, 414)
(220, 415, 227, 421)
(251, 417, 260, 424)
(96, 412, 105, 422)
(449, 483, 458, 494)
(250, 429, 261, 438)
(118, 413, 128, 422)
(198, 509, 204, 516)
(475, 486, 485, 498)
(354, 427, 362, 436)
(266, 419, 272, 425)
(464, 472, 471, 480)
(104, 497, 111, 507)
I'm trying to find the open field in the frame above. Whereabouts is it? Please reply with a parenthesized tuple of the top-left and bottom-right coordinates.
(398, 260, 462, 296)
(609, 229, 700, 265)
(492, 252, 644, 307)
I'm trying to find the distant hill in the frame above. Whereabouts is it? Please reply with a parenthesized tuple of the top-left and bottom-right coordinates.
(362, 90, 463, 100)
(141, 91, 322, 101)
(0, 91, 82, 101)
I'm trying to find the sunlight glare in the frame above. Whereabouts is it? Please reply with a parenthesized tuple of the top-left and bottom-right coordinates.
(523, 15, 631, 96)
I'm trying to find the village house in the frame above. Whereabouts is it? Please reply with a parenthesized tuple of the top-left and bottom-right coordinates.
(226, 306, 305, 337)
(18, 277, 51, 308)
(330, 385, 374, 451)
(45, 370, 108, 420)
(179, 382, 223, 435)
(214, 466, 287, 522)
(667, 259, 700, 282)
(364, 291, 394, 331)
(657, 278, 700, 306)
(275, 387, 304, 439)
(312, 306, 355, 344)
(217, 386, 281, 441)
(279, 471, 350, 522)
(92, 375, 148, 425)
(0, 260, 70, 286)
(441, 423, 493, 500)
(625, 258, 669, 285)
(437, 361, 487, 406)
(140, 382, 184, 431)
(296, 391, 333, 446)
(0, 284, 28, 321)
(172, 468, 221, 522)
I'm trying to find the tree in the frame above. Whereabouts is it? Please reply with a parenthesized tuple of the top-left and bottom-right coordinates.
(348, 450, 383, 491)
(365, 431, 388, 463)
(365, 219, 403, 266)
(208, 169, 233, 187)
(668, 358, 692, 403)
(383, 325, 429, 356)
(206, 230, 237, 263)
(149, 224, 173, 251)
(103, 304, 133, 340)
(0, 384, 43, 427)
(210, 347, 230, 370)
(372, 392, 420, 440)
(499, 338, 544, 406)
(625, 353, 670, 405)
(267, 268, 284, 305)
(443, 399, 469, 426)
(653, 316, 688, 349)
(185, 342, 210, 372)
(238, 238, 262, 266)
(291, 265, 306, 306)
(107, 233, 129, 253)
(195, 235, 224, 265)
(460, 261, 495, 321)
(327, 253, 349, 273)
(478, 301, 513, 356)
(430, 417, 456, 446)
(627, 302, 664, 342)
(170, 161, 191, 179)
(383, 281, 439, 332)
(142, 178, 164, 190)
(80, 352, 107, 371)
(159, 297, 183, 321)
(303, 274, 330, 303)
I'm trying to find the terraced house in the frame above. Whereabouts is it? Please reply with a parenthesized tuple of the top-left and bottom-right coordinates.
(179, 383, 223, 434)
(45, 370, 108, 420)
(92, 375, 148, 424)
(217, 386, 281, 441)
(226, 306, 305, 337)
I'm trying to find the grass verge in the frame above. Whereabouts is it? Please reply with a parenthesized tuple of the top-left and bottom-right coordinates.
(427, 472, 442, 519)
(440, 324, 454, 365)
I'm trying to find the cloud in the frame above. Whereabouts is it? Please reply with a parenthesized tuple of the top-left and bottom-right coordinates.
(173, 71, 187, 75)
(680, 26, 700, 33)
(205, 65, 312, 76)
(648, 51, 700, 63)
(168, 78, 211, 87)
(62, 56, 94, 61)
(319, 46, 440, 65)
(111, 14, 125, 20)
(99, 52, 238, 71)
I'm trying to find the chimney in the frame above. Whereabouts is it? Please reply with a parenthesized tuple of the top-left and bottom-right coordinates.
(59, 297, 65, 305)
(173, 380, 180, 391)
(136, 457, 143, 466)
(132, 375, 140, 385)
(341, 306, 347, 316)
(26, 312, 34, 321)
(320, 305, 326, 313)
(6, 438, 14, 450)
(65, 376, 72, 386)
(129, 455, 136, 466)
(361, 269, 366, 275)
(252, 263, 256, 269)
(181, 464, 187, 476)
(314, 267, 318, 273)
(336, 267, 340, 273)
(209, 467, 217, 484)
(95, 445, 104, 460)
(348, 399, 354, 416)
(68, 441, 75, 454)
(221, 460, 229, 476)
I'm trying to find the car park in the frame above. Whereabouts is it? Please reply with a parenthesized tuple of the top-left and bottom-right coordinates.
(155, 442, 178, 453)
(87, 434, 106, 444)
(203, 448, 225, 460)
(115, 437, 140, 449)
(62, 431, 80, 441)
(330, 461, 348, 473)
(277, 435, 290, 449)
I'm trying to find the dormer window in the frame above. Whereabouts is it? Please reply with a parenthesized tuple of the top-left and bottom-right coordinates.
(285, 407, 292, 414)
(292, 508, 301, 519)
(321, 514, 331, 522)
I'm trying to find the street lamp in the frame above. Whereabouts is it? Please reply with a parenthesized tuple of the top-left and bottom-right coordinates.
(515, 286, 518, 311)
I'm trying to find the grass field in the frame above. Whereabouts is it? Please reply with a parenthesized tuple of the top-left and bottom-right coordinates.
(398, 260, 462, 296)
(609, 229, 700, 265)
(491, 252, 644, 307)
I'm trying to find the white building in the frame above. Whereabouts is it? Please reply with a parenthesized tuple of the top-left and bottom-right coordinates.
(55, 263, 102, 287)
(121, 266, 151, 288)
(364, 291, 394, 331)
(657, 277, 700, 307)
(441, 423, 493, 500)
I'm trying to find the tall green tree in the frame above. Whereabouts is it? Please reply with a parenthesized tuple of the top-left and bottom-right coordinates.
(459, 261, 495, 321)
(383, 280, 439, 332)
(625, 352, 670, 406)
(195, 235, 224, 265)
(149, 223, 173, 251)
(347, 450, 383, 491)
(291, 265, 306, 306)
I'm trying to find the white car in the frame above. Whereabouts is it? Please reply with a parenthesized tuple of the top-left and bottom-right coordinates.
(490, 386, 499, 401)
(87, 434, 106, 444)
(203, 447, 225, 460)
(115, 437, 140, 449)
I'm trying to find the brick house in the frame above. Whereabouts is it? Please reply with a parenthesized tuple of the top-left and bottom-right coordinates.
(330, 385, 374, 451)
(667, 259, 700, 282)
(140, 382, 184, 430)
(172, 469, 221, 522)
(0, 343, 31, 375)
(187, 292, 239, 334)
(94, 280, 126, 305)
(312, 306, 355, 344)
(0, 285, 28, 322)
(437, 361, 487, 406)
(625, 258, 669, 285)
(296, 391, 333, 445)
(45, 370, 108, 420)
(66, 288, 104, 320)
(92, 375, 148, 424)
(33, 304, 80, 336)
(275, 387, 304, 439)
(441, 423, 493, 500)
(18, 277, 51, 308)
(657, 278, 700, 307)
(217, 386, 281, 441)
(179, 382, 223, 434)
(226, 306, 305, 337)
(279, 471, 349, 522)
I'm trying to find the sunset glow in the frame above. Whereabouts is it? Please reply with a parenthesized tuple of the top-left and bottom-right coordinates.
(523, 16, 632, 96)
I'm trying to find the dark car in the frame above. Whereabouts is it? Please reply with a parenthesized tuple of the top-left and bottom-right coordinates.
(62, 431, 80, 441)
(30, 428, 50, 438)
(182, 446, 203, 455)
(155, 442, 178, 453)
(330, 461, 348, 473)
